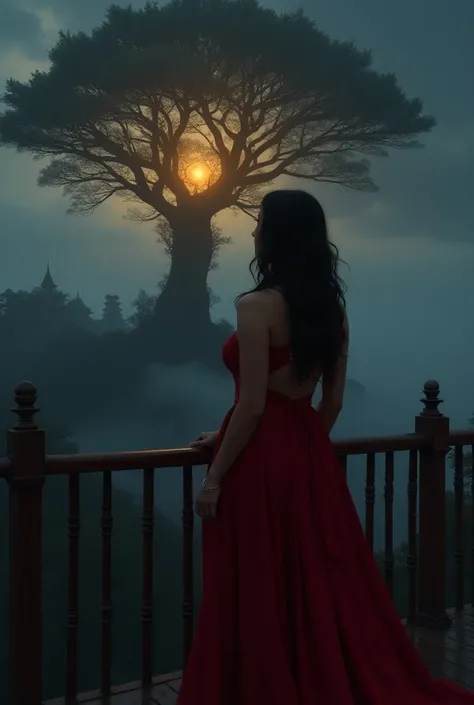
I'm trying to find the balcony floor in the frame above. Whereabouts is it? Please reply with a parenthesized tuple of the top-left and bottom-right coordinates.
(46, 606, 474, 704)
(406, 605, 474, 690)
(45, 673, 182, 705)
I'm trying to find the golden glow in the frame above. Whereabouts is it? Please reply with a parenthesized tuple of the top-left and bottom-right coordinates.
(187, 162, 211, 185)
(178, 139, 222, 194)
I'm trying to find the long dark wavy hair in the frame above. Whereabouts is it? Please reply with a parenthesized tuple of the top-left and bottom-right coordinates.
(237, 190, 347, 381)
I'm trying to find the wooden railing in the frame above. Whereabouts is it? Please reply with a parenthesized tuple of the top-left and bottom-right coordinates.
(1, 379, 474, 705)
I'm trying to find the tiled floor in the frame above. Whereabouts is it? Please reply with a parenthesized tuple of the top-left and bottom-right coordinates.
(44, 673, 182, 705)
(406, 606, 474, 690)
(46, 606, 474, 703)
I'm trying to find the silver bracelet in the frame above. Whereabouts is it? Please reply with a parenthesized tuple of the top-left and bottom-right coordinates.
(202, 477, 220, 492)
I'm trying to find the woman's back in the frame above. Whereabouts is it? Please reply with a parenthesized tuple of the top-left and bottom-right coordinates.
(261, 288, 322, 400)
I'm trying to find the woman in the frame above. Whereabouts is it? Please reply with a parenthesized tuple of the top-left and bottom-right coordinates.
(177, 190, 474, 705)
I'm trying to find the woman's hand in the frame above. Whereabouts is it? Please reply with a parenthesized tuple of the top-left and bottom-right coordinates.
(195, 484, 221, 520)
(189, 430, 219, 449)
(191, 433, 221, 519)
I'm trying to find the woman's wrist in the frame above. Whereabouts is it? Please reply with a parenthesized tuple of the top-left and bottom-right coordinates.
(202, 476, 220, 492)
(207, 468, 222, 486)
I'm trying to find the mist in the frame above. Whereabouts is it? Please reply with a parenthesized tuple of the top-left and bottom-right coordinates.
(0, 1, 473, 700)
(0, 0, 472, 545)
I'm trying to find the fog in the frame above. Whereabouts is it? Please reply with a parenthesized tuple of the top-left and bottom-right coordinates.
(1, 2, 474, 699)
(0, 0, 473, 549)
(71, 352, 459, 549)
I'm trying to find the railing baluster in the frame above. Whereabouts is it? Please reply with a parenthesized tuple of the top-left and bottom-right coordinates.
(182, 465, 194, 664)
(100, 471, 113, 695)
(365, 453, 376, 550)
(454, 445, 464, 611)
(407, 450, 418, 623)
(8, 377, 474, 705)
(384, 451, 394, 597)
(141, 467, 155, 686)
(7, 382, 44, 705)
(338, 454, 347, 481)
(415, 381, 450, 628)
(66, 473, 80, 702)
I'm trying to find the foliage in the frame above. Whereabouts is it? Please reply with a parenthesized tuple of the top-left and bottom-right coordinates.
(0, 279, 125, 337)
(0, 0, 437, 333)
(100, 293, 128, 332)
(129, 288, 157, 328)
(0, 281, 140, 428)
(0, 0, 435, 227)
(0, 267, 235, 435)
(1, 286, 71, 330)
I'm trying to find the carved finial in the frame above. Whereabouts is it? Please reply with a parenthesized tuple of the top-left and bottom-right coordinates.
(420, 380, 443, 417)
(12, 381, 39, 430)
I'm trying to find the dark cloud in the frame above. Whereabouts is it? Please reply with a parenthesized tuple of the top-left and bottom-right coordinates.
(0, 1, 44, 58)
(313, 128, 474, 243)
(22, 0, 143, 34)
(302, 0, 474, 135)
(281, 0, 474, 242)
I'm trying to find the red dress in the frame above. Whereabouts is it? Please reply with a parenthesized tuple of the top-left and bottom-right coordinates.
(177, 333, 474, 704)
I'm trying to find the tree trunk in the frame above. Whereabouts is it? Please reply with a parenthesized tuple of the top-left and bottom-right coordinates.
(154, 209, 214, 361)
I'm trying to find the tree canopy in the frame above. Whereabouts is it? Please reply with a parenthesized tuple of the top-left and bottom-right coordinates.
(0, 0, 435, 225)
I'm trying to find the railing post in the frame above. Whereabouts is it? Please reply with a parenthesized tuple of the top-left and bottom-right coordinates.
(415, 380, 451, 629)
(7, 382, 45, 705)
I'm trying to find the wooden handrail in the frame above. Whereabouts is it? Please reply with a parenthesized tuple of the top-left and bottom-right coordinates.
(4, 378, 474, 705)
(0, 429, 473, 478)
(45, 446, 211, 474)
(42, 433, 428, 474)
(448, 429, 474, 445)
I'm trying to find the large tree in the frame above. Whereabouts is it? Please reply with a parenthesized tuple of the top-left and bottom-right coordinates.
(0, 0, 435, 345)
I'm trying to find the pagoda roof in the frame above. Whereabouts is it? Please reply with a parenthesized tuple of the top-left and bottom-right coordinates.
(40, 264, 57, 291)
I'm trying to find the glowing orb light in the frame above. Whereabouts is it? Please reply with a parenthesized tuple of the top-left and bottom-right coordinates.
(192, 167, 204, 181)
(187, 162, 211, 186)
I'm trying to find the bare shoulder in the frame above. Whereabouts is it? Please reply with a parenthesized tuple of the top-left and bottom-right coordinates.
(236, 291, 274, 315)
(243, 288, 286, 310)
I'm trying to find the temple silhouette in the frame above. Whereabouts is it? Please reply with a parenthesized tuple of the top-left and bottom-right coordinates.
(0, 264, 127, 334)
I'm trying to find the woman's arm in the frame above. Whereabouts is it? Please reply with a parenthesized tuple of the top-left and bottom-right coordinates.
(206, 293, 270, 486)
(316, 312, 350, 434)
